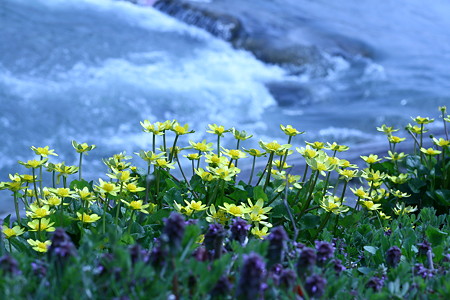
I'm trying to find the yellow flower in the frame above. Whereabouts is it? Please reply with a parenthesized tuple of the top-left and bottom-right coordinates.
(72, 141, 96, 153)
(420, 147, 442, 156)
(385, 151, 408, 161)
(206, 205, 228, 224)
(231, 128, 253, 140)
(189, 140, 213, 152)
(393, 203, 418, 215)
(184, 200, 207, 211)
(360, 200, 381, 211)
(204, 153, 229, 168)
(207, 124, 228, 136)
(45, 195, 62, 206)
(222, 148, 247, 160)
(19, 174, 37, 183)
(338, 169, 358, 181)
(360, 154, 382, 164)
(172, 122, 194, 135)
(379, 211, 391, 220)
(219, 203, 250, 217)
(49, 187, 74, 198)
(361, 169, 386, 182)
(412, 116, 434, 125)
(247, 198, 272, 216)
(280, 124, 304, 136)
(388, 135, 406, 144)
(259, 140, 291, 153)
(184, 153, 201, 161)
(390, 190, 411, 198)
(376, 124, 399, 135)
(207, 166, 240, 181)
(136, 150, 165, 164)
(324, 142, 349, 152)
(406, 123, 427, 134)
(27, 218, 55, 232)
(125, 182, 145, 193)
(296, 146, 318, 159)
(26, 203, 52, 219)
(53, 163, 79, 176)
(433, 137, 450, 148)
(195, 168, 215, 181)
(174, 202, 193, 217)
(272, 160, 291, 170)
(107, 170, 132, 182)
(388, 174, 409, 185)
(243, 148, 266, 157)
(251, 226, 269, 239)
(95, 178, 120, 196)
(77, 212, 101, 223)
(2, 225, 25, 238)
(19, 159, 48, 169)
(75, 187, 96, 203)
(439, 106, 447, 113)
(350, 187, 369, 199)
(140, 120, 165, 135)
(27, 239, 51, 253)
(121, 200, 150, 214)
(31, 146, 58, 157)
(154, 158, 175, 169)
(305, 141, 325, 150)
(320, 196, 349, 215)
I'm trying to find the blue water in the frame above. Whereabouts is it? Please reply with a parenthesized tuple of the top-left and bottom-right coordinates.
(1, 0, 449, 196)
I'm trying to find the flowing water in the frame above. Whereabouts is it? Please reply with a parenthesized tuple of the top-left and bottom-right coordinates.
(1, 0, 449, 204)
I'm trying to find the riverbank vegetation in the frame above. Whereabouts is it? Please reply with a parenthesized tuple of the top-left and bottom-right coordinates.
(0, 107, 449, 299)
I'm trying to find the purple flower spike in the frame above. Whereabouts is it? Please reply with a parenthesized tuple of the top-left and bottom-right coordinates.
(304, 274, 327, 298)
(267, 226, 288, 267)
(315, 240, 335, 264)
(236, 253, 266, 300)
(230, 218, 250, 245)
(162, 213, 186, 252)
(386, 246, 402, 267)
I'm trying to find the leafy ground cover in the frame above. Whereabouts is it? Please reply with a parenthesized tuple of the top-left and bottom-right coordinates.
(0, 107, 449, 299)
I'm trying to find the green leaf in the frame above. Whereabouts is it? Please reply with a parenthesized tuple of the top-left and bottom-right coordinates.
(357, 267, 373, 275)
(426, 226, 448, 246)
(364, 246, 378, 255)
(300, 213, 321, 230)
(253, 186, 268, 202)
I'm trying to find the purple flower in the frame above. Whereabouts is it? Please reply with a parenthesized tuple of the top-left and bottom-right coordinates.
(230, 218, 250, 245)
(204, 223, 226, 259)
(366, 276, 384, 291)
(414, 263, 435, 279)
(162, 213, 186, 252)
(149, 244, 167, 269)
(384, 229, 392, 236)
(31, 260, 47, 278)
(279, 268, 297, 289)
(304, 274, 326, 298)
(267, 226, 288, 267)
(0, 255, 20, 275)
(296, 247, 316, 276)
(331, 259, 346, 274)
(315, 241, 335, 264)
(129, 244, 149, 265)
(386, 246, 402, 267)
(236, 253, 266, 300)
(417, 240, 432, 256)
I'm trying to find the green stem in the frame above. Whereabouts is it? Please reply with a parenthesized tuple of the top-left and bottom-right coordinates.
(39, 156, 43, 198)
(13, 192, 21, 223)
(78, 153, 83, 181)
(264, 152, 275, 191)
(152, 133, 156, 153)
(299, 170, 319, 217)
(52, 171, 56, 188)
(127, 210, 136, 236)
(340, 181, 348, 201)
(169, 135, 179, 162)
(247, 156, 256, 185)
(301, 164, 309, 185)
(102, 196, 109, 234)
(217, 136, 221, 157)
(32, 168, 41, 206)
(313, 212, 332, 240)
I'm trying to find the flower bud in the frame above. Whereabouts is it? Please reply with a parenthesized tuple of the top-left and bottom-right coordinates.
(366, 276, 384, 291)
(279, 268, 297, 289)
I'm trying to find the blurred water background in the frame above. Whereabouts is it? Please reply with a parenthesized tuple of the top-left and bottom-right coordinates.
(1, 0, 449, 212)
